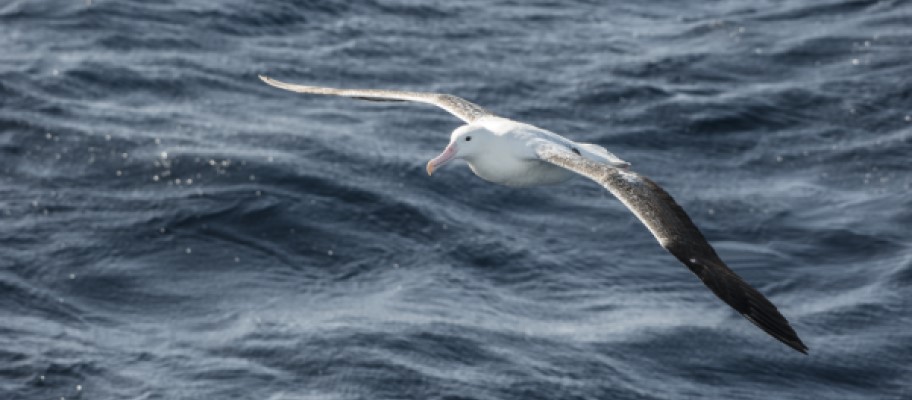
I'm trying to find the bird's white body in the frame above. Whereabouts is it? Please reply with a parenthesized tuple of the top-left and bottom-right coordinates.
(458, 116, 628, 187)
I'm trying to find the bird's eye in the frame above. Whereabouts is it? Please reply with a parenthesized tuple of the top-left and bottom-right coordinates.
(465, 136, 472, 142)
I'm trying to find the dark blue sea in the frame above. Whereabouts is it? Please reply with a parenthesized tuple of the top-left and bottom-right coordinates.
(2, 1, 911, 399)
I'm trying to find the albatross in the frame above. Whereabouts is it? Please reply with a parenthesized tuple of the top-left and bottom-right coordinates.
(259, 75, 809, 354)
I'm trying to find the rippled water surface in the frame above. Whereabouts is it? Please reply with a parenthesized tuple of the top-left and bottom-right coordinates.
(2, 1, 911, 399)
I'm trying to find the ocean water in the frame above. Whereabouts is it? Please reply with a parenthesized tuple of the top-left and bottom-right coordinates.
(1, 0, 911, 399)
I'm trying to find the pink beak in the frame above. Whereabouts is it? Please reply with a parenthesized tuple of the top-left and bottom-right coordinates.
(426, 143, 458, 176)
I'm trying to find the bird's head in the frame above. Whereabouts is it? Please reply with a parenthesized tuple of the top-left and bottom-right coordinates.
(426, 125, 492, 176)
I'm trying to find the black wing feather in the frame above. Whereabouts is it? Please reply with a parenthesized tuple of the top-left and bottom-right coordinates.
(537, 144, 808, 354)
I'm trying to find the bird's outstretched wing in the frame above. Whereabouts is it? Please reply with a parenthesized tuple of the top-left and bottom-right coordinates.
(536, 144, 808, 354)
(259, 75, 494, 123)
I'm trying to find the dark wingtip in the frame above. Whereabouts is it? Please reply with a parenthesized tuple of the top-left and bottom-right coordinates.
(671, 252, 808, 355)
(788, 334, 809, 355)
(735, 278, 809, 355)
(745, 314, 809, 354)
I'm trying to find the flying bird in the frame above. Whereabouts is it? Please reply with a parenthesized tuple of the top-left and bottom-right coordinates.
(259, 75, 808, 354)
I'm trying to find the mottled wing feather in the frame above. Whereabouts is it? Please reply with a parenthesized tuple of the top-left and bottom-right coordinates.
(259, 75, 493, 123)
(536, 144, 808, 354)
